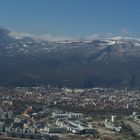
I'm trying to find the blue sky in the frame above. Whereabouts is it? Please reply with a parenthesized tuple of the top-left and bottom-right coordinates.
(0, 0, 140, 39)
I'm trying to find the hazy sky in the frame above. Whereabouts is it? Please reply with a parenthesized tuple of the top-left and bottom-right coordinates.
(0, 0, 140, 39)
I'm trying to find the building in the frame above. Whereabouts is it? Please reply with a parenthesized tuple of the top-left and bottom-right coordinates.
(104, 122, 121, 132)
(56, 119, 97, 135)
(52, 112, 83, 119)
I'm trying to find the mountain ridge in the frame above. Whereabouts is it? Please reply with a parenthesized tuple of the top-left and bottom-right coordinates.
(0, 28, 140, 88)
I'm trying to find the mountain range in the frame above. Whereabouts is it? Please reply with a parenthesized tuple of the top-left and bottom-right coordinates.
(0, 28, 140, 88)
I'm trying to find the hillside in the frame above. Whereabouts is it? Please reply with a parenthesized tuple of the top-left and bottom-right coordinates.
(0, 28, 140, 88)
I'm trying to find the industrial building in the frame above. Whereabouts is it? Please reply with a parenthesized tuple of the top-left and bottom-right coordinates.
(56, 119, 97, 135)
(104, 122, 121, 132)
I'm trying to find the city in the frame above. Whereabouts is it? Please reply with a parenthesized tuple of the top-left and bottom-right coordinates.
(0, 87, 139, 140)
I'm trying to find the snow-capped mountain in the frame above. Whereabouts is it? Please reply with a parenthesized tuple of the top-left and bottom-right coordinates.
(1, 28, 140, 88)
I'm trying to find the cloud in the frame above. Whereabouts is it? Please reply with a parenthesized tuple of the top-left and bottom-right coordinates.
(9, 31, 77, 41)
(9, 31, 33, 39)
(106, 32, 113, 37)
(34, 34, 75, 41)
(85, 34, 100, 40)
(9, 30, 134, 42)
(9, 31, 102, 41)
(107, 36, 123, 40)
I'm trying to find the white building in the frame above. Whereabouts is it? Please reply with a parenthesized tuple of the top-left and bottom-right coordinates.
(52, 112, 83, 119)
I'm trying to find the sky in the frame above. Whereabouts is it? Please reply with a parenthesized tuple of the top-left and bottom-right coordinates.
(0, 0, 140, 40)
